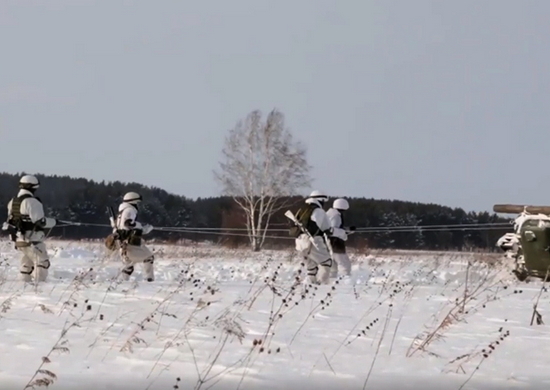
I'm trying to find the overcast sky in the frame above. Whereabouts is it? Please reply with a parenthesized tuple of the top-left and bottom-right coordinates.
(1, 0, 549, 213)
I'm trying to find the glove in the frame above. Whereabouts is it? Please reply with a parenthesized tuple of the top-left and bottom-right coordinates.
(45, 217, 57, 229)
(323, 228, 333, 236)
(36, 217, 56, 229)
(346, 226, 356, 235)
(142, 224, 154, 235)
(2, 222, 10, 231)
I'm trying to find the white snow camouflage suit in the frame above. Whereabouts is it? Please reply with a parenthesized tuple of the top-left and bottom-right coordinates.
(295, 198, 333, 284)
(6, 189, 57, 283)
(115, 202, 155, 281)
(326, 207, 352, 278)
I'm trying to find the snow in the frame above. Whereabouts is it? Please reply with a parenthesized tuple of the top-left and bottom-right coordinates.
(0, 240, 549, 389)
(512, 212, 550, 232)
(51, 247, 100, 260)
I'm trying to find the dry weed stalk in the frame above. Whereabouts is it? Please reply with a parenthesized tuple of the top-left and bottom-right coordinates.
(530, 268, 549, 326)
(459, 260, 471, 314)
(0, 255, 12, 286)
(228, 256, 277, 311)
(407, 264, 504, 357)
(246, 260, 309, 348)
(24, 313, 85, 389)
(171, 376, 182, 389)
(206, 261, 311, 390)
(146, 295, 215, 379)
(85, 310, 135, 358)
(362, 303, 393, 390)
(119, 270, 192, 354)
(462, 285, 521, 318)
(148, 259, 280, 388)
(189, 314, 262, 390)
(183, 310, 247, 390)
(0, 292, 20, 317)
(243, 266, 308, 369)
(91, 270, 127, 322)
(388, 284, 417, 355)
(286, 271, 342, 347)
(38, 304, 54, 314)
(55, 265, 100, 309)
(457, 328, 510, 390)
(328, 274, 407, 364)
(154, 263, 200, 334)
(345, 318, 380, 346)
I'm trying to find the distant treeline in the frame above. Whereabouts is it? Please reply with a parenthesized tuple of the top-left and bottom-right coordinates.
(0, 172, 512, 251)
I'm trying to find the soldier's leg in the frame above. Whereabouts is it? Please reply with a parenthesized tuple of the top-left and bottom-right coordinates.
(317, 257, 332, 284)
(329, 239, 345, 278)
(296, 236, 317, 284)
(119, 243, 135, 281)
(341, 252, 352, 276)
(124, 244, 155, 282)
(330, 258, 339, 278)
(306, 258, 319, 284)
(21, 243, 51, 282)
(34, 243, 51, 282)
(18, 250, 34, 283)
(139, 245, 155, 282)
(142, 257, 154, 282)
(310, 238, 332, 285)
(334, 252, 352, 277)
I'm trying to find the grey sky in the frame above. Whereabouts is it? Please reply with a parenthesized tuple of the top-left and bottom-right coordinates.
(1, 1, 549, 213)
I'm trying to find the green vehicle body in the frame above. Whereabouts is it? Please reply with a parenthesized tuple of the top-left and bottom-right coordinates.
(517, 218, 550, 279)
(494, 204, 550, 281)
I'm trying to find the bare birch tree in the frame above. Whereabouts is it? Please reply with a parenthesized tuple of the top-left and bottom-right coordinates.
(214, 109, 312, 251)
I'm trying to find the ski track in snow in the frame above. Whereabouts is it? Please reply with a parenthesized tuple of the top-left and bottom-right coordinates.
(0, 240, 548, 390)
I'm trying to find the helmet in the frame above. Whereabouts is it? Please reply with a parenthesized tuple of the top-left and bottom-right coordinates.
(333, 198, 349, 211)
(307, 190, 328, 202)
(19, 174, 40, 191)
(123, 191, 142, 204)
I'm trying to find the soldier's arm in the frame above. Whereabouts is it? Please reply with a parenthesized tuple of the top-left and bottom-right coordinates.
(6, 200, 13, 222)
(25, 198, 56, 229)
(121, 208, 143, 230)
(328, 212, 347, 241)
(311, 209, 332, 234)
(2, 200, 14, 231)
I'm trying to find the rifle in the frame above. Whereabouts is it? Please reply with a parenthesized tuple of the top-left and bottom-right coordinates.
(2, 222, 17, 242)
(107, 206, 116, 228)
(107, 206, 121, 238)
(284, 210, 320, 250)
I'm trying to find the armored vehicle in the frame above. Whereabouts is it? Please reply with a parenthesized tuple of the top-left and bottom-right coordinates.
(494, 204, 550, 281)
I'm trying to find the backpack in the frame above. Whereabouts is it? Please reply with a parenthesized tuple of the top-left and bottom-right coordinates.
(8, 194, 38, 234)
(288, 204, 315, 238)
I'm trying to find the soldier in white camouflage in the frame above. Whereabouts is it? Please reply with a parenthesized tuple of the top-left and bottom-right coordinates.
(326, 198, 355, 279)
(114, 192, 155, 282)
(292, 190, 334, 285)
(4, 175, 57, 283)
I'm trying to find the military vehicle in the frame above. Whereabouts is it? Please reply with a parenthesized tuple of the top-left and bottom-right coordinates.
(494, 204, 550, 281)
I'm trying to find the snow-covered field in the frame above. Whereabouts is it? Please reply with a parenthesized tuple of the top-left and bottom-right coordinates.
(0, 240, 548, 390)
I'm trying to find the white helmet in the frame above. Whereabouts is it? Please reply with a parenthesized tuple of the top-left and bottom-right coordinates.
(19, 174, 40, 190)
(333, 198, 349, 210)
(123, 191, 142, 204)
(308, 190, 328, 202)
